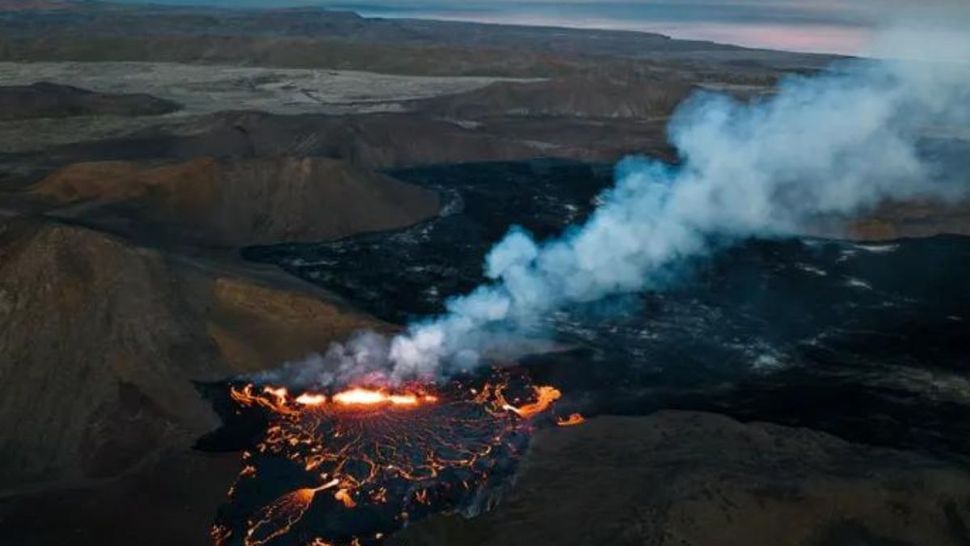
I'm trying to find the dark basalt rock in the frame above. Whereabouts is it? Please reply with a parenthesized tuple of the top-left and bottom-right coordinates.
(391, 412, 970, 546)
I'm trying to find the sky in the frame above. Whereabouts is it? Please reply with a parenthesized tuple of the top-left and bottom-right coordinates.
(118, 1, 970, 56)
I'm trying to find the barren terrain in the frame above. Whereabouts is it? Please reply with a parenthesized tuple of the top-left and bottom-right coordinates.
(0, 2, 968, 546)
(392, 413, 970, 546)
(0, 62, 535, 116)
(0, 62, 537, 152)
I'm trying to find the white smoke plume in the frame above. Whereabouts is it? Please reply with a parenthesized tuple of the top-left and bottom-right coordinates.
(258, 24, 970, 388)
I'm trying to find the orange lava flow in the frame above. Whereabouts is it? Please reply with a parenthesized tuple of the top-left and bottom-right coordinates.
(556, 413, 586, 427)
(334, 488, 357, 508)
(502, 385, 562, 418)
(219, 375, 563, 546)
(230, 385, 440, 413)
(331, 388, 429, 407)
(243, 481, 338, 546)
(295, 393, 327, 406)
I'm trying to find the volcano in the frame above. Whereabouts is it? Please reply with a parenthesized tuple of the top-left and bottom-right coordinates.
(203, 371, 566, 546)
(246, 160, 970, 460)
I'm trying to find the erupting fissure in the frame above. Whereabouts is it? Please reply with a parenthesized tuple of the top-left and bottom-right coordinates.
(258, 39, 969, 392)
(212, 372, 570, 546)
(220, 25, 967, 546)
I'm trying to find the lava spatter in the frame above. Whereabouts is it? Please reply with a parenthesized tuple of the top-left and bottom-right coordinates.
(210, 371, 567, 546)
(556, 413, 586, 427)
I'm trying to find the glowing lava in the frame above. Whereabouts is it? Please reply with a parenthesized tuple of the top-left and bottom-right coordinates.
(556, 413, 586, 427)
(212, 372, 563, 546)
(295, 393, 327, 407)
(244, 481, 339, 546)
(331, 388, 430, 407)
(501, 385, 561, 418)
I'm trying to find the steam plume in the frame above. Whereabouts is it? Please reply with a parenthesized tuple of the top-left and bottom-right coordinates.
(261, 26, 970, 388)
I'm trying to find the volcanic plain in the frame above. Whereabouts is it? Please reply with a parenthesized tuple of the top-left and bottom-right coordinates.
(0, 2, 969, 546)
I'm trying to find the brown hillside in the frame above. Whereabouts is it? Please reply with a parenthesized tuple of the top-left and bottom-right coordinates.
(0, 217, 385, 490)
(9, 111, 669, 180)
(845, 199, 970, 241)
(807, 198, 970, 241)
(30, 156, 440, 246)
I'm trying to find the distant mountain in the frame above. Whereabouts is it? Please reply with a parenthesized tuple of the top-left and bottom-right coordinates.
(0, 0, 837, 73)
(0, 1, 78, 11)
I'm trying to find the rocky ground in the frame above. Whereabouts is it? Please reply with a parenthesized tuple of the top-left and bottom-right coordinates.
(392, 412, 970, 546)
(0, 62, 533, 118)
(0, 63, 536, 152)
(4, 412, 968, 546)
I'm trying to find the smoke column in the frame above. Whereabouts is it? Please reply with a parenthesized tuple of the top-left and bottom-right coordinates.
(263, 26, 970, 388)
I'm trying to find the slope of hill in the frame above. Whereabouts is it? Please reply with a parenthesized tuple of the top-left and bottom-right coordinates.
(1, 110, 672, 183)
(0, 216, 385, 490)
(29, 156, 440, 246)
(844, 199, 970, 241)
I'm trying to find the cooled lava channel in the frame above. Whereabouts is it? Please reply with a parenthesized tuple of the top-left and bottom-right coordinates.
(206, 371, 567, 546)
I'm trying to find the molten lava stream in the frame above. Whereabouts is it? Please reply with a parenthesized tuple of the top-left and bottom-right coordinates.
(556, 413, 585, 426)
(501, 385, 561, 418)
(244, 481, 339, 546)
(215, 374, 564, 546)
